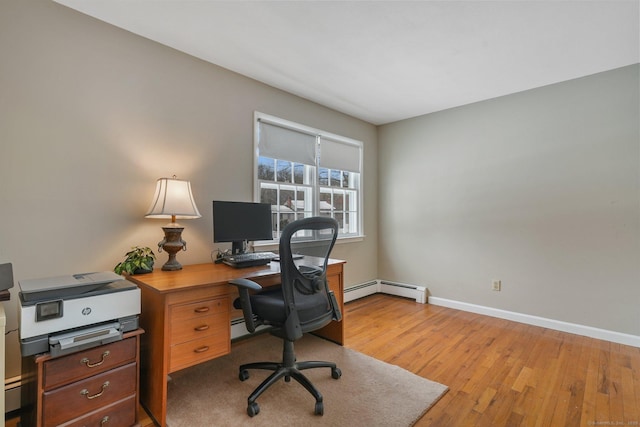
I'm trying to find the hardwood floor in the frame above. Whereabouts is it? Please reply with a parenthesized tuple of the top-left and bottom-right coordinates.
(345, 294, 640, 427)
(8, 294, 639, 426)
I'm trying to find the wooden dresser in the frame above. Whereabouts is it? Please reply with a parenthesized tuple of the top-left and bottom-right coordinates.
(127, 259, 345, 427)
(21, 329, 143, 427)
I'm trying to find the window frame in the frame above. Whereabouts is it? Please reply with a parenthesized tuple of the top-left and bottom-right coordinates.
(253, 111, 364, 244)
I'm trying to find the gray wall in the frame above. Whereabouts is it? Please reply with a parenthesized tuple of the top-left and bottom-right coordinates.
(378, 65, 640, 336)
(0, 0, 378, 381)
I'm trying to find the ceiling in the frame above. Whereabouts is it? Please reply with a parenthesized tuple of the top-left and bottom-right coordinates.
(53, 0, 639, 125)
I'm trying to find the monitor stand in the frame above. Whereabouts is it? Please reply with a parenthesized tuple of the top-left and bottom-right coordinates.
(231, 240, 248, 255)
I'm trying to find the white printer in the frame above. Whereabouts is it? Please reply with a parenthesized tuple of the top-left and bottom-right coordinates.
(18, 271, 140, 358)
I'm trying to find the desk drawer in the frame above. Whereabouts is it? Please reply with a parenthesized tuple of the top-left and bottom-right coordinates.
(43, 363, 137, 427)
(171, 297, 228, 323)
(170, 311, 228, 344)
(169, 331, 230, 372)
(43, 337, 137, 390)
(58, 395, 136, 427)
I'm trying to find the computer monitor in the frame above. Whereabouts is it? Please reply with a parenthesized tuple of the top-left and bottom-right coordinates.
(212, 200, 273, 254)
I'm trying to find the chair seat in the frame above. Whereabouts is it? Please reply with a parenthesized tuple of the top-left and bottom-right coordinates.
(244, 289, 332, 326)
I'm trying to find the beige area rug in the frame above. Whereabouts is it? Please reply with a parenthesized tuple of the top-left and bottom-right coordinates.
(166, 333, 448, 426)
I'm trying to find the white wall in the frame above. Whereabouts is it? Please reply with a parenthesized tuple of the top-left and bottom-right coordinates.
(0, 0, 378, 384)
(378, 65, 640, 336)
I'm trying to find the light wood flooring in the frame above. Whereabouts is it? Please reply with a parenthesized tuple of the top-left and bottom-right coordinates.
(346, 294, 640, 426)
(8, 293, 639, 426)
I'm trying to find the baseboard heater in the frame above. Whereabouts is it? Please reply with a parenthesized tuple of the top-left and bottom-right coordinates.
(5, 375, 21, 414)
(231, 316, 270, 340)
(343, 280, 379, 302)
(344, 280, 427, 304)
(379, 280, 427, 304)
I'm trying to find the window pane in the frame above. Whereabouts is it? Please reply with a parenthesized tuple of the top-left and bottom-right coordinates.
(280, 187, 295, 210)
(319, 167, 329, 186)
(258, 157, 275, 181)
(276, 160, 292, 183)
(260, 186, 277, 206)
(334, 212, 344, 230)
(330, 169, 341, 187)
(333, 190, 344, 212)
(293, 163, 304, 184)
(319, 190, 332, 214)
(342, 171, 350, 188)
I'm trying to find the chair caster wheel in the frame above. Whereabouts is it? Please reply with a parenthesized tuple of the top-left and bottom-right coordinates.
(248, 402, 260, 417)
(239, 370, 250, 381)
(315, 401, 324, 415)
(331, 367, 342, 379)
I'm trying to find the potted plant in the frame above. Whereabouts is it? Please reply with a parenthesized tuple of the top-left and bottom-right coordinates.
(114, 246, 156, 275)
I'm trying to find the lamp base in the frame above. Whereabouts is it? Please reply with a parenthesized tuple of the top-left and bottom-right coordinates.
(158, 226, 186, 271)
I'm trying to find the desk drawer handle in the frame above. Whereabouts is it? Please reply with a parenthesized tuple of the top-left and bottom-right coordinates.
(194, 307, 210, 313)
(80, 381, 109, 400)
(101, 416, 110, 426)
(194, 324, 210, 332)
(194, 346, 209, 353)
(81, 350, 110, 368)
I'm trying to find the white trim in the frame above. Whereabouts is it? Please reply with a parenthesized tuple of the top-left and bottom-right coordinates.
(428, 297, 640, 348)
(253, 234, 364, 252)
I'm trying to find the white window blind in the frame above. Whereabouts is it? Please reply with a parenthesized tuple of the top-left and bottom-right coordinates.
(258, 121, 316, 166)
(320, 137, 361, 173)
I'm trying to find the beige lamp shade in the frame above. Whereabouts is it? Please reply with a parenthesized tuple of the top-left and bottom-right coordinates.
(145, 177, 201, 220)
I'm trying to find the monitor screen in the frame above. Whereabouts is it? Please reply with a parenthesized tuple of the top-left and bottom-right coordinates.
(212, 200, 273, 254)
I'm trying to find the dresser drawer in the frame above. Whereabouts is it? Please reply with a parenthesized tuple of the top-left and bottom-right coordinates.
(169, 331, 230, 372)
(170, 311, 228, 344)
(43, 363, 137, 427)
(171, 297, 228, 323)
(58, 395, 136, 427)
(43, 338, 137, 390)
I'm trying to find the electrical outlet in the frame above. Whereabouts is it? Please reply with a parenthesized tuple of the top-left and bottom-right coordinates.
(492, 280, 501, 291)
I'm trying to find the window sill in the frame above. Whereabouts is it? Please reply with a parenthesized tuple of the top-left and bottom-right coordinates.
(253, 235, 364, 251)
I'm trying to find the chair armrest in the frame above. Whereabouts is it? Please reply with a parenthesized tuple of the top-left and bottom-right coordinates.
(228, 279, 263, 333)
(229, 278, 263, 291)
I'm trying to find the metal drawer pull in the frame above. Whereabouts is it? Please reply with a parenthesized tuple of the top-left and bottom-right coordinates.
(194, 346, 209, 353)
(101, 415, 110, 425)
(194, 307, 210, 313)
(80, 381, 110, 399)
(81, 350, 110, 368)
(194, 324, 210, 331)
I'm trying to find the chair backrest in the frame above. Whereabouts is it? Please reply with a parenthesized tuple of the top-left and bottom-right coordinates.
(278, 217, 340, 340)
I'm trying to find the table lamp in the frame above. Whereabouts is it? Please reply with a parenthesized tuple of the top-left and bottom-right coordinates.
(145, 176, 201, 271)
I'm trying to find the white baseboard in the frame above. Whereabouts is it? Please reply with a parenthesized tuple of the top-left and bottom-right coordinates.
(429, 296, 640, 348)
(342, 280, 639, 348)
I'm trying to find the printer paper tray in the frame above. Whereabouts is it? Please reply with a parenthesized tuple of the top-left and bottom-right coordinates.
(48, 322, 122, 358)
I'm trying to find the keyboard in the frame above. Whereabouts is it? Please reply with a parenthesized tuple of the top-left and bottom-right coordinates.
(222, 251, 277, 268)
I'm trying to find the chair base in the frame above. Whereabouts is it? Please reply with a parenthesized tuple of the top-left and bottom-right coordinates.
(239, 339, 341, 417)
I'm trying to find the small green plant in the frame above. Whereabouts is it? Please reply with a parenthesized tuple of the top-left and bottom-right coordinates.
(114, 246, 156, 275)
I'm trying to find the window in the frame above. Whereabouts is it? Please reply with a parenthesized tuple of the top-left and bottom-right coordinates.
(254, 112, 363, 240)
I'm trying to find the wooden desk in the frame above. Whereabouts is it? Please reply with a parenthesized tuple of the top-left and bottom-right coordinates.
(127, 259, 345, 427)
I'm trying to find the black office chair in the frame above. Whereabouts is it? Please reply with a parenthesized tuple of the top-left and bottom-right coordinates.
(229, 217, 342, 417)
